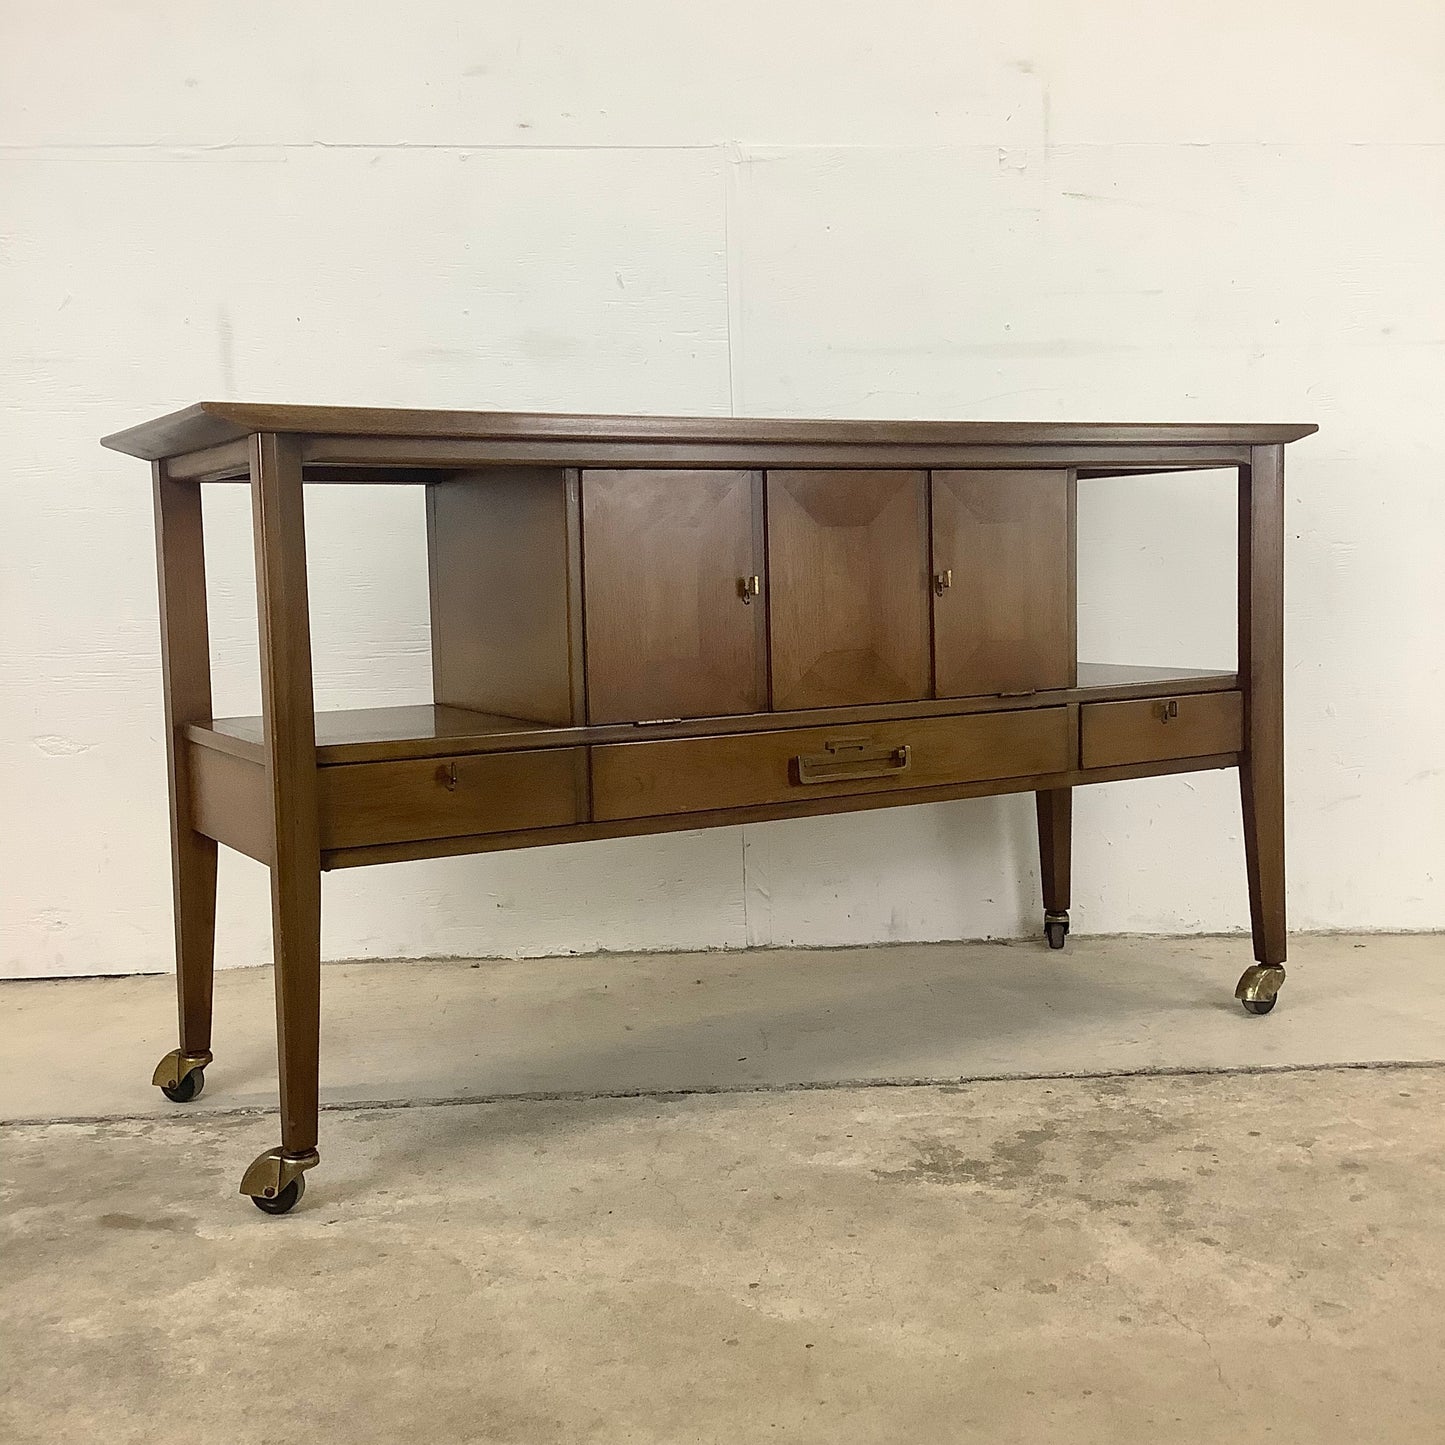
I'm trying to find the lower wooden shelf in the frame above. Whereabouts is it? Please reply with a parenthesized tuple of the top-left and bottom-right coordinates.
(188, 662, 1237, 765)
(182, 664, 1242, 872)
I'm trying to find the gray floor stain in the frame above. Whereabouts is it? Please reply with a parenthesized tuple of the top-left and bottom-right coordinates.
(875, 1135, 997, 1186)
(96, 1212, 194, 1233)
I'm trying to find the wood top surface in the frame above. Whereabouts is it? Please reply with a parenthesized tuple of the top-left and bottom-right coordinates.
(102, 402, 1318, 461)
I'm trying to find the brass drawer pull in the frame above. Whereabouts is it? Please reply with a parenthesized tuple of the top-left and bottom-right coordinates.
(1154, 699, 1180, 724)
(738, 574, 761, 604)
(933, 568, 953, 596)
(436, 761, 459, 790)
(795, 740, 911, 785)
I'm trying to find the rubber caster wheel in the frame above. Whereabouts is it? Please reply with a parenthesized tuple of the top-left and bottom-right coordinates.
(251, 1175, 305, 1215)
(1242, 995, 1277, 1016)
(1044, 911, 1069, 950)
(160, 1067, 205, 1103)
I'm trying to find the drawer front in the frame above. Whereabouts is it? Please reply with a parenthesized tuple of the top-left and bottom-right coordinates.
(319, 748, 586, 850)
(592, 707, 1072, 821)
(1080, 691, 1243, 770)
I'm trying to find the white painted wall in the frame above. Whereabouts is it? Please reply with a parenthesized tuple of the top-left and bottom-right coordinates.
(3, 3, 1442, 978)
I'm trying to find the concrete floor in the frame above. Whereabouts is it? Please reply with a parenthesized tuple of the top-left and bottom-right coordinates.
(3, 933, 1444, 1442)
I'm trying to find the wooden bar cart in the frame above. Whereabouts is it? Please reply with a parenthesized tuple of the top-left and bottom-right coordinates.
(103, 406, 1314, 1213)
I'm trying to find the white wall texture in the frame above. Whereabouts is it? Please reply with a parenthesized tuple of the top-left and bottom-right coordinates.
(2, 3, 1442, 978)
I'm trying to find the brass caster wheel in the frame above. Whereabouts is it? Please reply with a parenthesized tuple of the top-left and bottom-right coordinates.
(1044, 911, 1069, 951)
(1235, 964, 1286, 1016)
(152, 1049, 211, 1104)
(240, 1147, 319, 1216)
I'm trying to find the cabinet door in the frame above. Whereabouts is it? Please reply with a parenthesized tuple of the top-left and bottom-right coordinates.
(931, 469, 1074, 698)
(767, 470, 931, 709)
(582, 469, 766, 724)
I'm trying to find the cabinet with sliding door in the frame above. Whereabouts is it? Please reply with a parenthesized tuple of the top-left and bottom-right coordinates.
(581, 469, 767, 724)
(765, 469, 931, 710)
(929, 468, 1075, 699)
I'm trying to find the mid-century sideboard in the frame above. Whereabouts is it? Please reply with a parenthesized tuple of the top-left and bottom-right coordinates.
(102, 406, 1315, 1213)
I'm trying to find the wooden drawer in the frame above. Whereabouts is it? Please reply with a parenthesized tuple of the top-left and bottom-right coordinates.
(592, 707, 1072, 821)
(319, 748, 586, 850)
(1080, 691, 1243, 770)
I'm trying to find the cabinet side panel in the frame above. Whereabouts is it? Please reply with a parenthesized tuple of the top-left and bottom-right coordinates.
(428, 469, 576, 724)
(932, 469, 1073, 697)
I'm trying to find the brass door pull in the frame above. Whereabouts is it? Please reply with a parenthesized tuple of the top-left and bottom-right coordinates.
(795, 740, 911, 785)
(1154, 699, 1180, 724)
(933, 569, 953, 596)
(739, 575, 761, 604)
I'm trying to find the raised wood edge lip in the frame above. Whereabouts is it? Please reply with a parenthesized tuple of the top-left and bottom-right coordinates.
(185, 671, 1240, 766)
(101, 402, 1320, 461)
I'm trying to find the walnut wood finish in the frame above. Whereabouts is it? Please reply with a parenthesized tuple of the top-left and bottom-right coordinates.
(250, 432, 323, 1158)
(593, 707, 1071, 821)
(102, 402, 1318, 463)
(319, 748, 586, 850)
(1036, 787, 1072, 918)
(189, 666, 1242, 767)
(162, 442, 1266, 485)
(581, 469, 766, 723)
(428, 469, 582, 725)
(328, 752, 1241, 871)
(1240, 445, 1287, 967)
(114, 403, 1310, 1209)
(118, 409, 1315, 488)
(299, 437, 1260, 475)
(1080, 691, 1244, 770)
(188, 743, 271, 865)
(931, 469, 1074, 697)
(767, 470, 931, 709)
(152, 461, 218, 1058)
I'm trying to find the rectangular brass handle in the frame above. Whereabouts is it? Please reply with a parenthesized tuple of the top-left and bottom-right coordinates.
(739, 575, 761, 604)
(794, 741, 911, 786)
(1154, 698, 1180, 724)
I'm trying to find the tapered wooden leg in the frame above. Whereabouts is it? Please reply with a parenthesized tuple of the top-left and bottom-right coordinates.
(1240, 760, 1285, 965)
(1036, 787, 1072, 948)
(1236, 445, 1287, 1013)
(150, 462, 218, 1103)
(241, 433, 323, 1212)
(266, 849, 322, 1155)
